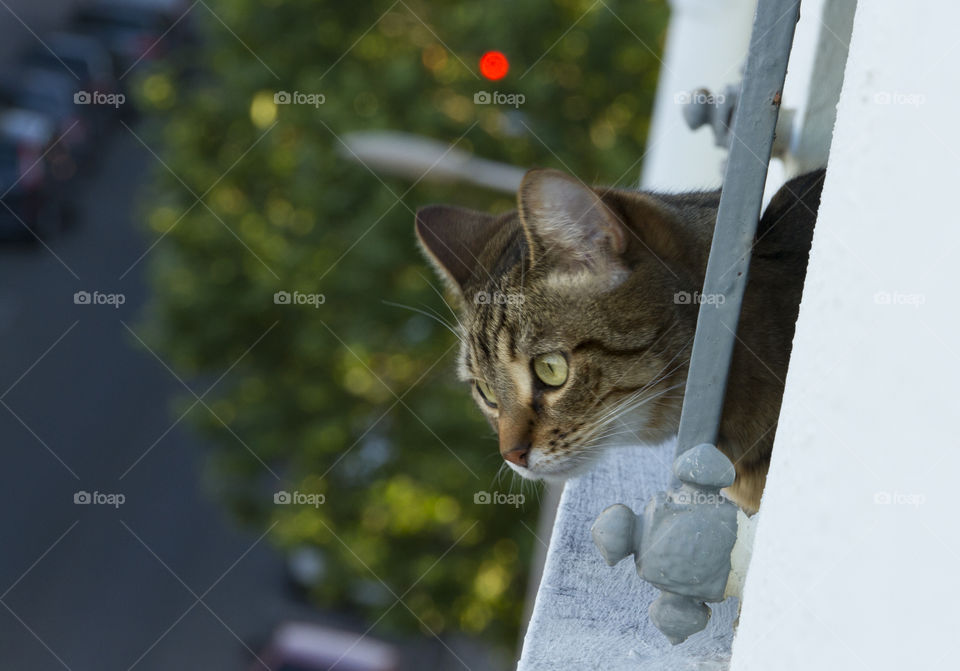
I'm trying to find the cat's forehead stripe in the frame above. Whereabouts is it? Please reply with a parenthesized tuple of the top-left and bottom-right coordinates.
(492, 304, 507, 342)
(474, 326, 491, 362)
(474, 303, 501, 362)
(477, 304, 495, 360)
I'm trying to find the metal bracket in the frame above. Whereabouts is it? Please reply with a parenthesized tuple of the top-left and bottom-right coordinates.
(592, 444, 742, 644)
(681, 83, 740, 149)
(681, 83, 795, 159)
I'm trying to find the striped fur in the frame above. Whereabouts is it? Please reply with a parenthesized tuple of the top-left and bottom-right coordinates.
(416, 168, 825, 512)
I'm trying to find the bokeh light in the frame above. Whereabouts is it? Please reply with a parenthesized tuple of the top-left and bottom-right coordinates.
(479, 50, 509, 80)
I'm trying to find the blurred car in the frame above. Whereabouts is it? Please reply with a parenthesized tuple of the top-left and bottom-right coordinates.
(70, 0, 197, 79)
(0, 67, 98, 164)
(20, 31, 122, 125)
(0, 106, 75, 183)
(252, 622, 399, 671)
(0, 109, 70, 240)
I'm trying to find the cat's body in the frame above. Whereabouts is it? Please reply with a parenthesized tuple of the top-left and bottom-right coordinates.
(416, 169, 824, 512)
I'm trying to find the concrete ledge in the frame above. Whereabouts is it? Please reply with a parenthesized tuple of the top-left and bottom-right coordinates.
(518, 442, 738, 671)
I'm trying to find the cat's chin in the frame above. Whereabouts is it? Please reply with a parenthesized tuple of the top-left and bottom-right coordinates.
(505, 449, 602, 482)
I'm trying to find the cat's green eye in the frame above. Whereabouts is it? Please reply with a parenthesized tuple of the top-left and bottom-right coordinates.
(475, 379, 498, 408)
(533, 352, 569, 387)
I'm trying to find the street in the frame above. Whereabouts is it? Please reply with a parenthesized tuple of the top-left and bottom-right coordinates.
(0, 127, 326, 670)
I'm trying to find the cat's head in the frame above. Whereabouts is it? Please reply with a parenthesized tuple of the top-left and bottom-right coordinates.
(415, 169, 695, 481)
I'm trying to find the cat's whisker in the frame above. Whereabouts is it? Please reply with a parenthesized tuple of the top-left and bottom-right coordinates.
(416, 301, 465, 338)
(417, 272, 466, 335)
(582, 350, 691, 430)
(600, 385, 686, 436)
(382, 300, 465, 345)
(511, 469, 523, 497)
(576, 320, 688, 421)
(603, 381, 687, 426)
(577, 381, 688, 448)
(585, 365, 688, 434)
(492, 461, 510, 490)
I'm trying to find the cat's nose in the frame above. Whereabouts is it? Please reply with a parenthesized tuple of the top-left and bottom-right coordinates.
(502, 445, 529, 467)
(498, 409, 533, 468)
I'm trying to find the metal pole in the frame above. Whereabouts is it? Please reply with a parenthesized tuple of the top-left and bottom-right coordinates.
(674, 0, 801, 459)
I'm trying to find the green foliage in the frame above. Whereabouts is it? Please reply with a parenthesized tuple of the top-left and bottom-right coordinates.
(140, 0, 667, 650)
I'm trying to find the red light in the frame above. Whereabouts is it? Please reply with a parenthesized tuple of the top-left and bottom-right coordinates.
(479, 51, 509, 80)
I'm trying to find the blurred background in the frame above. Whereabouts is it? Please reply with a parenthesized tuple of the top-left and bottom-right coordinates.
(0, 0, 668, 668)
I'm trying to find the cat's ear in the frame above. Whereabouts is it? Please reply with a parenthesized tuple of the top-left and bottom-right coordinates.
(518, 169, 627, 274)
(415, 205, 499, 297)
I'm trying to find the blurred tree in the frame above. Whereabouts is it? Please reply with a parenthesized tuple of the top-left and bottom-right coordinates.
(139, 0, 667, 652)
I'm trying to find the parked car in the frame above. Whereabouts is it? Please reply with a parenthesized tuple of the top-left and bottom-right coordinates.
(0, 109, 70, 240)
(20, 31, 122, 125)
(70, 0, 195, 76)
(252, 622, 399, 671)
(0, 106, 75, 183)
(0, 67, 98, 164)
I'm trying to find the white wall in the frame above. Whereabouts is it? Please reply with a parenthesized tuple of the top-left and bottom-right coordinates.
(641, 0, 757, 190)
(731, 1, 960, 669)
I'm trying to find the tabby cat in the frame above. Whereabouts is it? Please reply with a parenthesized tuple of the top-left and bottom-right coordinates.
(415, 168, 824, 512)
